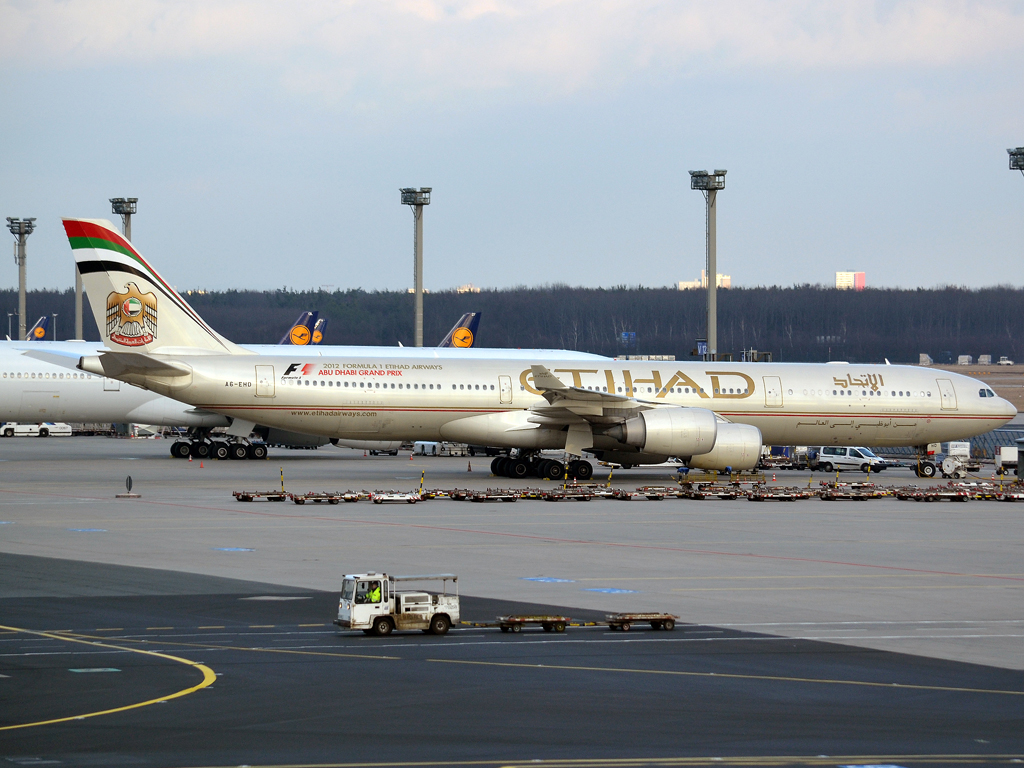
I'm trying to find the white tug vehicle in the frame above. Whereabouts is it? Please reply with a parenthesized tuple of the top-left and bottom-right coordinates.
(335, 573, 460, 636)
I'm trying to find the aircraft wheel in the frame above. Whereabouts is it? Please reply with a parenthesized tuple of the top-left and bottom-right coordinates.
(191, 441, 211, 459)
(545, 461, 565, 481)
(250, 444, 268, 460)
(490, 457, 504, 475)
(171, 441, 191, 459)
(509, 459, 530, 479)
(494, 457, 510, 477)
(229, 443, 249, 460)
(569, 460, 593, 480)
(212, 442, 230, 460)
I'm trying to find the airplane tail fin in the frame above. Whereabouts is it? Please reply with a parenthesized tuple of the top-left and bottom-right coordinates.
(279, 311, 318, 345)
(26, 315, 50, 341)
(62, 218, 245, 355)
(438, 312, 480, 348)
(312, 317, 327, 345)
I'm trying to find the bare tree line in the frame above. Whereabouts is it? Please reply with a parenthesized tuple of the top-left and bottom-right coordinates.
(4, 285, 1020, 364)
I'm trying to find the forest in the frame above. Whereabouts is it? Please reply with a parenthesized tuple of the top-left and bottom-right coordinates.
(3, 284, 1020, 364)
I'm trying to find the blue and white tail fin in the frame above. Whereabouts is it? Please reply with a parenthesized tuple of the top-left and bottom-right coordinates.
(62, 218, 245, 355)
(312, 317, 327, 345)
(26, 315, 50, 341)
(279, 311, 318, 345)
(438, 312, 480, 348)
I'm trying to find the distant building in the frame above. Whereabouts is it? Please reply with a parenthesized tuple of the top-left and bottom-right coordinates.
(836, 271, 865, 291)
(455, 283, 481, 294)
(678, 270, 731, 290)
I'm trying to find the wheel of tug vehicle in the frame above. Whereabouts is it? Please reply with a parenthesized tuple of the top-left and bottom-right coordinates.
(921, 462, 937, 478)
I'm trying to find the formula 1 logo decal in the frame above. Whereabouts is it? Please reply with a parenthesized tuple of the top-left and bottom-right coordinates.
(106, 283, 158, 347)
(452, 327, 474, 348)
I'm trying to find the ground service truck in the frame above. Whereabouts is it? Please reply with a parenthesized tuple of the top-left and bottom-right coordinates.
(335, 573, 460, 636)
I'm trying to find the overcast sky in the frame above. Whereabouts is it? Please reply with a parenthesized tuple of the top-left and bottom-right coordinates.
(1, 1, 1022, 293)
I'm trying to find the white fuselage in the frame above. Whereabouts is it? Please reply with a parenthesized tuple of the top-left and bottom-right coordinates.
(114, 354, 1016, 448)
(0, 341, 607, 427)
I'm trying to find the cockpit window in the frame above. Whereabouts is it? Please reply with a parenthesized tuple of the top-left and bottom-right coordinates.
(987, 389, 996, 398)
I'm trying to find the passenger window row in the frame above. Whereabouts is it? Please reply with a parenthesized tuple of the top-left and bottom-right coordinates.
(3, 372, 94, 379)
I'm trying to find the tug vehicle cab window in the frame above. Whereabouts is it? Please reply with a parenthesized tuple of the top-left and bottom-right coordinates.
(355, 580, 382, 604)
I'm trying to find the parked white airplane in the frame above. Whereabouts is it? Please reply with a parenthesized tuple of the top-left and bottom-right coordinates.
(64, 218, 1016, 478)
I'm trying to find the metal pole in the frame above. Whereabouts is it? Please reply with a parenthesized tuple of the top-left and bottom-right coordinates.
(52, 313, 57, 342)
(706, 189, 717, 361)
(413, 204, 424, 347)
(124, 214, 131, 242)
(17, 234, 26, 340)
(75, 267, 83, 339)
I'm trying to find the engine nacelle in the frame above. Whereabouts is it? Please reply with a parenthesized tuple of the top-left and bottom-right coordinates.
(686, 422, 762, 471)
(605, 407, 717, 457)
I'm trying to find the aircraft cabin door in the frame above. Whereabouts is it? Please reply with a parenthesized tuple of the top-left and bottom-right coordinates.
(498, 375, 513, 404)
(762, 376, 783, 408)
(936, 378, 957, 410)
(256, 365, 276, 398)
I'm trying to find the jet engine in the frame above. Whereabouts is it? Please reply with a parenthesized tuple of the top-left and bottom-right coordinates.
(604, 407, 717, 457)
(686, 422, 762, 471)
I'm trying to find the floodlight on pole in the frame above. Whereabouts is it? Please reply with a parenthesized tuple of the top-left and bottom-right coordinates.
(6, 217, 36, 341)
(400, 187, 431, 347)
(1009, 148, 1024, 177)
(689, 170, 726, 361)
(110, 197, 138, 241)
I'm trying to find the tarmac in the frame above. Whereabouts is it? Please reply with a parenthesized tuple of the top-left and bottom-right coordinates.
(1, 437, 1022, 767)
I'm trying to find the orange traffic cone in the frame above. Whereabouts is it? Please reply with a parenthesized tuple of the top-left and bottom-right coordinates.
(467, 461, 472, 472)
(363, 451, 367, 457)
(409, 454, 414, 461)
(772, 472, 776, 482)
(200, 461, 204, 468)
(188, 455, 192, 462)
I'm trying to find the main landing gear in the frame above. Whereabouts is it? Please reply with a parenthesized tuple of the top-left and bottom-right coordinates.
(169, 429, 267, 461)
(489, 453, 594, 481)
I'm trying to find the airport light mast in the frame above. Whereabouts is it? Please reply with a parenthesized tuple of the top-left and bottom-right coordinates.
(400, 187, 431, 347)
(110, 197, 138, 241)
(6, 217, 36, 340)
(689, 169, 726, 361)
(1009, 147, 1024, 177)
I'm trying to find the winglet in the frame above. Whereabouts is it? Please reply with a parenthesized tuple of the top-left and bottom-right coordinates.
(530, 365, 568, 391)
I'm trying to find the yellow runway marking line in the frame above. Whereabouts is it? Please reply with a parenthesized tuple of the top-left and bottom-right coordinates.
(177, 754, 1024, 767)
(198, 625, 226, 629)
(146, 626, 174, 630)
(426, 659, 1024, 696)
(59, 631, 399, 662)
(93, 628, 124, 632)
(0, 623, 215, 731)
(249, 624, 276, 628)
(299, 623, 327, 627)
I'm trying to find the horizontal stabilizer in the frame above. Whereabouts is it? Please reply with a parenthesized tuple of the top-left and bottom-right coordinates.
(80, 352, 191, 379)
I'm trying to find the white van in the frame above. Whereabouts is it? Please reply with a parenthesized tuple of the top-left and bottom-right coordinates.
(1, 422, 73, 438)
(813, 446, 887, 473)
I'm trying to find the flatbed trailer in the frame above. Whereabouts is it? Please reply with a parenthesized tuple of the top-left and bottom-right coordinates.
(607, 612, 678, 631)
(292, 491, 344, 505)
(370, 491, 420, 504)
(233, 490, 290, 502)
(496, 614, 572, 633)
(470, 489, 519, 502)
(748, 485, 815, 502)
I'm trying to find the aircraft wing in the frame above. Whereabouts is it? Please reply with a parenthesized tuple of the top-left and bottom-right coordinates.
(527, 364, 646, 424)
(81, 351, 192, 379)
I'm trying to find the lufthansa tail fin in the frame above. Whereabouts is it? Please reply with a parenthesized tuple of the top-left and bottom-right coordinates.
(279, 311, 318, 345)
(438, 312, 480, 348)
(26, 315, 50, 341)
(312, 317, 327, 345)
(62, 218, 245, 355)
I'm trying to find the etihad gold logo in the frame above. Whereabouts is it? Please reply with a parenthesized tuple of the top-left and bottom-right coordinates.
(519, 368, 756, 399)
(106, 283, 157, 347)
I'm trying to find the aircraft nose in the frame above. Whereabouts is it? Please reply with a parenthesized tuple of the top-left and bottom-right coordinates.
(997, 397, 1018, 420)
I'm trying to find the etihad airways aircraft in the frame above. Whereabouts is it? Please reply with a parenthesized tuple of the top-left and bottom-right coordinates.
(62, 218, 1015, 478)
